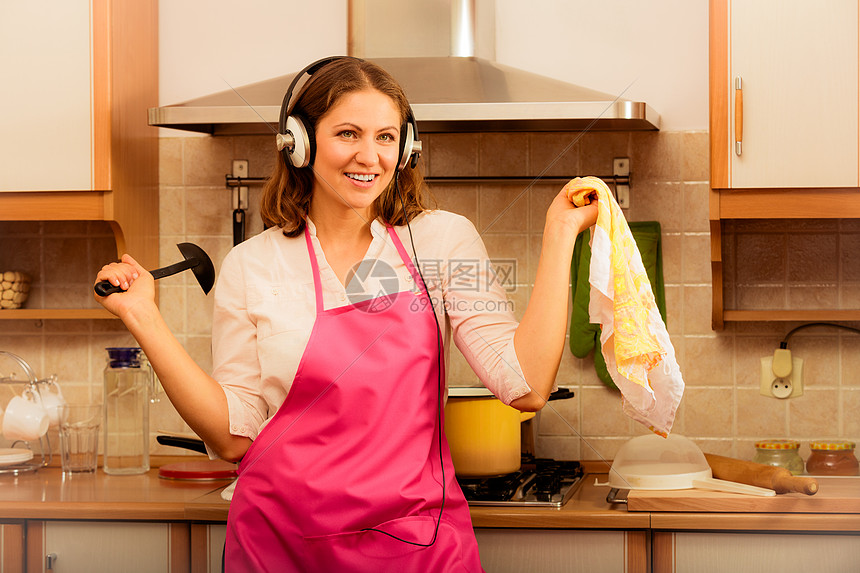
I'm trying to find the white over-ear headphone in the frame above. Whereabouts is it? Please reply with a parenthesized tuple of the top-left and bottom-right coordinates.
(276, 56, 422, 171)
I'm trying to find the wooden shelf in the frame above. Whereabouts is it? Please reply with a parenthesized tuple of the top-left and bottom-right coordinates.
(717, 188, 860, 219)
(0, 191, 107, 220)
(0, 309, 115, 320)
(723, 310, 860, 322)
(710, 191, 860, 328)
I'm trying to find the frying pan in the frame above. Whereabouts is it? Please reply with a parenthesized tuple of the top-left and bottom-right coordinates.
(156, 434, 237, 481)
(158, 460, 237, 481)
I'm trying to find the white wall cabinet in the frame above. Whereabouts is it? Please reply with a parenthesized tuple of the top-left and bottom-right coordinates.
(0, 0, 159, 320)
(709, 0, 860, 327)
(0, 3, 93, 192)
(725, 0, 859, 189)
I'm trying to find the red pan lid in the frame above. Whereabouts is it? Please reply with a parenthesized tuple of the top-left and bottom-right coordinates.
(158, 460, 238, 481)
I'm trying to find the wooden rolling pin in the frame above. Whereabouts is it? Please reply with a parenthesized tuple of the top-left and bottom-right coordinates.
(704, 453, 818, 495)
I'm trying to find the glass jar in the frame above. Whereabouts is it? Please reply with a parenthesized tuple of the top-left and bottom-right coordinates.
(752, 440, 804, 475)
(806, 441, 860, 476)
(103, 347, 154, 475)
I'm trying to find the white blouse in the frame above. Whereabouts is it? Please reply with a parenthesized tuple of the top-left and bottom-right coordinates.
(211, 210, 530, 439)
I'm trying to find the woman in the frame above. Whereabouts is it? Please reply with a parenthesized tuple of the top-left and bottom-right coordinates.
(95, 57, 597, 572)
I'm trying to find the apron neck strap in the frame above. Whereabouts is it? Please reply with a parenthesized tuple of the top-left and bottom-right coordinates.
(303, 226, 325, 313)
(385, 226, 423, 288)
(303, 223, 425, 314)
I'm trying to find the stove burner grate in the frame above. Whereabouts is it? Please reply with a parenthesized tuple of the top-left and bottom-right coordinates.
(456, 456, 583, 507)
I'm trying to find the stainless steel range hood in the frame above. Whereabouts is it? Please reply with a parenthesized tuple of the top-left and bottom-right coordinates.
(149, 1, 660, 135)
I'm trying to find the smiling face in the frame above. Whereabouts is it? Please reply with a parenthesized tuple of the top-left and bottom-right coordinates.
(308, 89, 402, 223)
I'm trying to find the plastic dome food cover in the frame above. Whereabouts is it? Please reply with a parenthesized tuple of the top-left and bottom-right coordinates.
(608, 434, 712, 490)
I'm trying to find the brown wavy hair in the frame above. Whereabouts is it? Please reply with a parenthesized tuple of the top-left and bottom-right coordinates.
(260, 57, 433, 237)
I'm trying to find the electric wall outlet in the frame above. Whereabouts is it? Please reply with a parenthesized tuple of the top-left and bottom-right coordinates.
(760, 356, 804, 399)
(613, 157, 630, 208)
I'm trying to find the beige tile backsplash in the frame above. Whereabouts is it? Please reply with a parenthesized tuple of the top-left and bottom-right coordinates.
(2, 130, 859, 466)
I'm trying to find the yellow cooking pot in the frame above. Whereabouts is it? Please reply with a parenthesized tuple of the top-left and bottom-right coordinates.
(444, 387, 536, 477)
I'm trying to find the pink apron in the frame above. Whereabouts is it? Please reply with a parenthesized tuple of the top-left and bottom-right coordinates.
(224, 226, 485, 572)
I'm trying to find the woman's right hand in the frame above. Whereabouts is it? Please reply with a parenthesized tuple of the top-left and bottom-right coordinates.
(94, 254, 156, 319)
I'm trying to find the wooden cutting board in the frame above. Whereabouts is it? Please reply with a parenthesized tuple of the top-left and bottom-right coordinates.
(627, 477, 860, 513)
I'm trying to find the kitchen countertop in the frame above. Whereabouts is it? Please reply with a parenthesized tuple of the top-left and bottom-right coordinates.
(2, 462, 859, 533)
(0, 464, 232, 521)
(181, 471, 651, 529)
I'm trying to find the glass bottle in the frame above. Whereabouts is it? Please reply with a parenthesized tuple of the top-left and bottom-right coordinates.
(806, 441, 860, 476)
(752, 440, 804, 475)
(103, 347, 153, 475)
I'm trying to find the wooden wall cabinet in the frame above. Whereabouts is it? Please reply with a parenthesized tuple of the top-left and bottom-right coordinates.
(710, 0, 860, 328)
(0, 0, 158, 321)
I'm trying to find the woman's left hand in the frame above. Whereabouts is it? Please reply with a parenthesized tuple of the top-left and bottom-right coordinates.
(544, 187, 598, 240)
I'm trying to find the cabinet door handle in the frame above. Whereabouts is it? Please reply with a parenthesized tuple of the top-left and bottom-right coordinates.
(46, 552, 58, 572)
(734, 75, 743, 156)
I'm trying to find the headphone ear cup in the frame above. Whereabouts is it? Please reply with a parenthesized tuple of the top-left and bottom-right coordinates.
(278, 57, 342, 168)
(397, 121, 422, 172)
(398, 110, 422, 171)
(397, 122, 412, 172)
(284, 115, 315, 168)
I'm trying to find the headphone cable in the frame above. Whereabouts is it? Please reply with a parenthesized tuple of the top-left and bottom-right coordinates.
(361, 173, 446, 547)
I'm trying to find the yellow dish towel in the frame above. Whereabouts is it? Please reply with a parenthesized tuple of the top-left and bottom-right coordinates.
(564, 176, 684, 436)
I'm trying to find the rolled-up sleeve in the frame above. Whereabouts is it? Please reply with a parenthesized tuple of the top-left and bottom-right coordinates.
(211, 248, 269, 439)
(440, 215, 532, 405)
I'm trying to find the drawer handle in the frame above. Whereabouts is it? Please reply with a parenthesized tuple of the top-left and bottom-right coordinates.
(46, 553, 58, 572)
(734, 76, 743, 156)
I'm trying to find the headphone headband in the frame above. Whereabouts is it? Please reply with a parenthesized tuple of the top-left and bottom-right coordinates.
(276, 56, 421, 171)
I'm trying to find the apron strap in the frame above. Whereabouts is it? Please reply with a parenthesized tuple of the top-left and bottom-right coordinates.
(386, 226, 424, 289)
(304, 226, 324, 313)
(304, 223, 425, 314)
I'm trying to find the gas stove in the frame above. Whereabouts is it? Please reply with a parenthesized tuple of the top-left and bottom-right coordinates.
(456, 456, 583, 508)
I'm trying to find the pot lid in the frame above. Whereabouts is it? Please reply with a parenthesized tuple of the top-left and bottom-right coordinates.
(447, 387, 576, 399)
(448, 387, 494, 397)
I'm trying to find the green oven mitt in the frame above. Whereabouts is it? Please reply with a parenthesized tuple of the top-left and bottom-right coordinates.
(569, 222, 666, 390)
